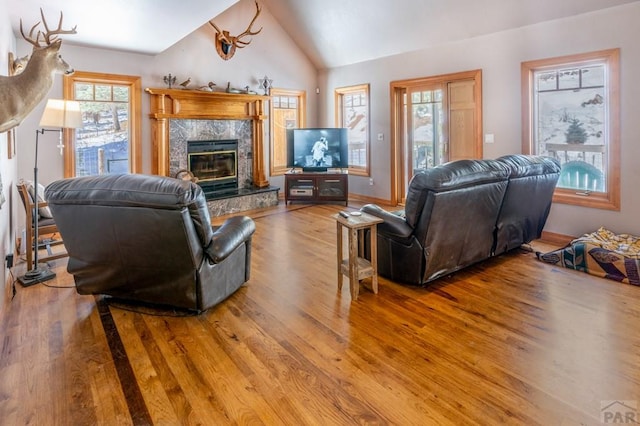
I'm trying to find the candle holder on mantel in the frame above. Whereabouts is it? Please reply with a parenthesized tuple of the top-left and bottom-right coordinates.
(258, 75, 273, 96)
(163, 74, 177, 89)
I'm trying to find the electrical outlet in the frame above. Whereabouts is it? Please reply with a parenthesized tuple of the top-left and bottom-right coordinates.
(5, 254, 14, 269)
(377, 133, 384, 141)
(369, 178, 374, 186)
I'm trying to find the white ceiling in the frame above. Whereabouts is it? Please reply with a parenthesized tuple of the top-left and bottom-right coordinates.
(7, 0, 640, 68)
(261, 0, 640, 69)
(7, 0, 239, 55)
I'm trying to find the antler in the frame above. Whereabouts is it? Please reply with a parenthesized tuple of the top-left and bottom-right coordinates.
(208, 20, 223, 36)
(40, 8, 77, 45)
(207, 1, 262, 59)
(19, 9, 77, 48)
(235, 1, 263, 46)
(19, 19, 43, 48)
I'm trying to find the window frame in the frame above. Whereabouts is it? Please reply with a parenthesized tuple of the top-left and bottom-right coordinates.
(335, 83, 370, 177)
(269, 88, 306, 176)
(521, 49, 620, 210)
(63, 71, 142, 177)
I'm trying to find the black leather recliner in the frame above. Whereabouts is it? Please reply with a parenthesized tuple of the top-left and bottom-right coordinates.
(45, 173, 256, 312)
(361, 155, 560, 286)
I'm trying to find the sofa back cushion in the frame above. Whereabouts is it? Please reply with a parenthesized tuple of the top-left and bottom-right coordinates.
(405, 159, 511, 282)
(406, 159, 510, 230)
(494, 155, 561, 254)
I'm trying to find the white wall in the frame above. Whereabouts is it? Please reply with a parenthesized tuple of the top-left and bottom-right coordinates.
(323, 3, 640, 237)
(0, 0, 19, 309)
(13, 0, 318, 198)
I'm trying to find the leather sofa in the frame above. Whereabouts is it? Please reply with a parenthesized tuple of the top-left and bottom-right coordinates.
(45, 173, 256, 312)
(361, 155, 560, 286)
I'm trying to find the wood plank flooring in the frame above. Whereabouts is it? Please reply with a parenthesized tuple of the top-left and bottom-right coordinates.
(1, 203, 639, 425)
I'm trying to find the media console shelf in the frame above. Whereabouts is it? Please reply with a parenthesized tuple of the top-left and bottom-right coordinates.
(285, 171, 348, 205)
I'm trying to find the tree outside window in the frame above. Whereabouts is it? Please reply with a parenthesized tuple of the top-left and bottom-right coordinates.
(63, 71, 141, 177)
(73, 83, 129, 175)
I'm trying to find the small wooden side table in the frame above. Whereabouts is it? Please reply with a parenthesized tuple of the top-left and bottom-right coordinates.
(334, 212, 384, 301)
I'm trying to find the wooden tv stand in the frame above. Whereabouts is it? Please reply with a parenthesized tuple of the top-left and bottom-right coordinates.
(285, 171, 348, 205)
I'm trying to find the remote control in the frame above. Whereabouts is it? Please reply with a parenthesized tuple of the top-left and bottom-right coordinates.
(339, 211, 350, 218)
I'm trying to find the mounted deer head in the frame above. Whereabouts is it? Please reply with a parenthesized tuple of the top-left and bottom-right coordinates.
(208, 0, 262, 60)
(0, 9, 77, 133)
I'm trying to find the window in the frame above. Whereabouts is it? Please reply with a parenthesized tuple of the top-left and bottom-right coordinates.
(63, 71, 142, 177)
(335, 84, 370, 176)
(522, 49, 620, 210)
(407, 88, 445, 171)
(269, 88, 306, 176)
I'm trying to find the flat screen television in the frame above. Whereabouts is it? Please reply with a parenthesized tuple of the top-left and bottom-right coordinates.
(286, 128, 348, 172)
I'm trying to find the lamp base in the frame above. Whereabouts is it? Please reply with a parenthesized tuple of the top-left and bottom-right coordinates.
(18, 267, 56, 287)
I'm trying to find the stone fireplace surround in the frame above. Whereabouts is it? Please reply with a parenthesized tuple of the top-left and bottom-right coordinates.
(169, 119, 248, 190)
(146, 88, 279, 216)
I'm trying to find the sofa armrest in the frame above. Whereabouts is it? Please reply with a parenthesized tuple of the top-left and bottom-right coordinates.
(361, 204, 413, 239)
(205, 216, 256, 263)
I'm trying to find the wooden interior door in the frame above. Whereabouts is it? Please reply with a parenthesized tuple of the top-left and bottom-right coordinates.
(448, 80, 480, 161)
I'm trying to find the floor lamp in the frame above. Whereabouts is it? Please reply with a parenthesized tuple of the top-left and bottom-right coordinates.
(18, 99, 82, 287)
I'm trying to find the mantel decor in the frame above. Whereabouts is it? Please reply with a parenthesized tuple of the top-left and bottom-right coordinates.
(145, 88, 270, 188)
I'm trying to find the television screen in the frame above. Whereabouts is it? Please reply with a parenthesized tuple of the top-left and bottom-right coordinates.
(286, 128, 348, 171)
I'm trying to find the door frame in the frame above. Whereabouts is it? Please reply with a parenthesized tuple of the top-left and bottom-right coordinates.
(389, 69, 482, 205)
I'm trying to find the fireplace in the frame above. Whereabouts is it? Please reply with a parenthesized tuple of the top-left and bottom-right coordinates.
(146, 88, 279, 216)
(188, 140, 238, 194)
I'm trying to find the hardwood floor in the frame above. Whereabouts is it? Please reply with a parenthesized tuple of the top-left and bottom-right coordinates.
(1, 203, 639, 425)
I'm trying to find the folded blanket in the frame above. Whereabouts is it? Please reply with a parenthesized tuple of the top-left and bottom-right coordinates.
(572, 227, 640, 259)
(537, 227, 640, 285)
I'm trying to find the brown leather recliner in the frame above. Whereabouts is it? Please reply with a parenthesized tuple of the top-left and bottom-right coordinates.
(45, 173, 256, 312)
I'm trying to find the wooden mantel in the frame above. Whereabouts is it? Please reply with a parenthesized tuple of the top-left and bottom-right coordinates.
(145, 88, 270, 188)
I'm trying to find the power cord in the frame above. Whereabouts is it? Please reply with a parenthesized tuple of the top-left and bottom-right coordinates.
(104, 297, 200, 317)
(10, 269, 16, 300)
(7, 256, 75, 294)
(42, 282, 75, 289)
(8, 261, 191, 316)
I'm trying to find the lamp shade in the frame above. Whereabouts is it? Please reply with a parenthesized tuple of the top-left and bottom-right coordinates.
(39, 99, 83, 129)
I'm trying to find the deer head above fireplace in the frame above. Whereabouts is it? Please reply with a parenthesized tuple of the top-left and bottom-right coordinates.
(208, 0, 262, 60)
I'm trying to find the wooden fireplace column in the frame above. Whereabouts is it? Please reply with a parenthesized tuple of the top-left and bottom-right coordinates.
(145, 88, 270, 188)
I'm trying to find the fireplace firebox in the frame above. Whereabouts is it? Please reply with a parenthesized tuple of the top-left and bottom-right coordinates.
(188, 140, 238, 194)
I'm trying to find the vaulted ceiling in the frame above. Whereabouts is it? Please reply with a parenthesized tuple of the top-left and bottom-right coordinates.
(7, 0, 640, 69)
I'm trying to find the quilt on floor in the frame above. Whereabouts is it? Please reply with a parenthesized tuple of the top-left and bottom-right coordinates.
(537, 227, 640, 286)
